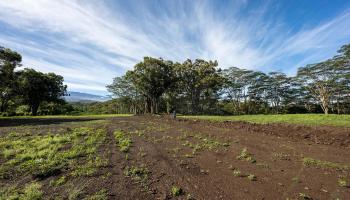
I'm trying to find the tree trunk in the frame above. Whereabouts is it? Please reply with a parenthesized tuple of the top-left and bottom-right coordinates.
(31, 103, 40, 116)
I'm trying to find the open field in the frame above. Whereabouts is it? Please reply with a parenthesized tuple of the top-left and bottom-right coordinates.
(0, 115, 349, 199)
(181, 114, 350, 127)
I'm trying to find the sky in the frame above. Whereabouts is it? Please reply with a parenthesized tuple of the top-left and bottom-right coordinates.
(0, 0, 350, 95)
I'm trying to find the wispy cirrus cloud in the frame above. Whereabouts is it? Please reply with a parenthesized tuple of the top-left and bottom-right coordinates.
(0, 0, 349, 94)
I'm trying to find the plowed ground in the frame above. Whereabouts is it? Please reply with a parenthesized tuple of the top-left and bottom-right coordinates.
(0, 116, 349, 199)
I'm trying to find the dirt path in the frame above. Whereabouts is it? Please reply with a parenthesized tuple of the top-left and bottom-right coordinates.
(104, 125, 155, 199)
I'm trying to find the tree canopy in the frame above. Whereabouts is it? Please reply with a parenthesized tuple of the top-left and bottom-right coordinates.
(107, 44, 350, 115)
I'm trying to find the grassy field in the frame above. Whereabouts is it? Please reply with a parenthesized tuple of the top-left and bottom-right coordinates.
(181, 114, 350, 127)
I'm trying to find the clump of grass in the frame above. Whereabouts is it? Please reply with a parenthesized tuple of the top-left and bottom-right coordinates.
(302, 157, 350, 171)
(338, 178, 348, 187)
(171, 186, 183, 197)
(22, 182, 43, 200)
(50, 176, 66, 186)
(232, 169, 241, 177)
(237, 148, 256, 163)
(299, 192, 312, 200)
(247, 174, 257, 181)
(124, 165, 150, 191)
(114, 130, 132, 153)
(0, 182, 43, 200)
(68, 187, 83, 200)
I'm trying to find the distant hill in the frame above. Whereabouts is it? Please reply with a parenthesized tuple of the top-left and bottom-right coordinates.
(64, 91, 111, 102)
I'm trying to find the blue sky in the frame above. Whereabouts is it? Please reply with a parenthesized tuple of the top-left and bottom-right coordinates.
(0, 0, 350, 95)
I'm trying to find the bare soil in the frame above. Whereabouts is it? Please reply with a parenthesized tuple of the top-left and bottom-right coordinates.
(1, 116, 349, 200)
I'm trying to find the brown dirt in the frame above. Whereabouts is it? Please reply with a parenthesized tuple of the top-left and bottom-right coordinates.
(1, 116, 350, 199)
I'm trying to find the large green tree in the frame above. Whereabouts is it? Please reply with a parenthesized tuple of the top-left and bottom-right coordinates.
(176, 59, 222, 114)
(127, 57, 176, 114)
(18, 68, 67, 115)
(0, 47, 22, 112)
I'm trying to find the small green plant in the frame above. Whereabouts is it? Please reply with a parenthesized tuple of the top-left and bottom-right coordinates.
(71, 164, 95, 177)
(247, 174, 257, 181)
(237, 148, 256, 163)
(124, 165, 150, 191)
(50, 176, 66, 186)
(338, 178, 348, 187)
(114, 130, 132, 153)
(171, 186, 183, 197)
(232, 169, 241, 177)
(22, 182, 43, 200)
(299, 193, 312, 200)
(302, 157, 350, 171)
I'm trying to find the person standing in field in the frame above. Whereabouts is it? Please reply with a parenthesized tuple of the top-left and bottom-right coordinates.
(172, 109, 176, 119)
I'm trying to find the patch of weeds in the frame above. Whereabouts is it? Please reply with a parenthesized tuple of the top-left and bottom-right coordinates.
(50, 176, 66, 187)
(338, 178, 348, 187)
(114, 130, 132, 153)
(302, 157, 350, 171)
(299, 193, 312, 200)
(171, 186, 183, 197)
(124, 166, 149, 183)
(71, 155, 107, 177)
(0, 127, 106, 179)
(237, 148, 256, 163)
(85, 189, 108, 200)
(1, 182, 43, 200)
(232, 169, 242, 177)
(22, 182, 43, 200)
(68, 187, 83, 200)
(247, 174, 257, 181)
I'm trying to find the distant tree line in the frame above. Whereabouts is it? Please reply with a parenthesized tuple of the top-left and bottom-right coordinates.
(0, 46, 69, 116)
(107, 44, 350, 115)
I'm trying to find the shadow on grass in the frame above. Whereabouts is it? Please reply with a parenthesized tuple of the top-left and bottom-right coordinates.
(0, 117, 102, 127)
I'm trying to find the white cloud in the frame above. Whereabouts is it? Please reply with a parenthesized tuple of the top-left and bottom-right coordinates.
(0, 0, 349, 93)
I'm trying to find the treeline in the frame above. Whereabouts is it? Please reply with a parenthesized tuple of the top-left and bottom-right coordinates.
(0, 46, 69, 116)
(107, 44, 350, 115)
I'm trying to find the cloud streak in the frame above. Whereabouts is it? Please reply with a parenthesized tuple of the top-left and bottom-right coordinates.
(0, 0, 349, 94)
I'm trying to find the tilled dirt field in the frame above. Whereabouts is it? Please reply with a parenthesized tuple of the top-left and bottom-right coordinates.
(0, 116, 349, 200)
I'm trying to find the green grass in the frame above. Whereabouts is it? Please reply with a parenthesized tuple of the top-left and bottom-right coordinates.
(0, 127, 107, 179)
(181, 114, 350, 127)
(302, 157, 350, 171)
(0, 182, 43, 200)
(171, 186, 183, 197)
(114, 130, 132, 153)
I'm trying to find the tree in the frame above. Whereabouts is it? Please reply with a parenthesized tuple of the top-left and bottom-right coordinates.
(106, 75, 143, 114)
(297, 60, 340, 114)
(176, 59, 222, 114)
(18, 68, 67, 115)
(0, 47, 22, 113)
(127, 57, 176, 114)
(266, 72, 291, 113)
